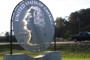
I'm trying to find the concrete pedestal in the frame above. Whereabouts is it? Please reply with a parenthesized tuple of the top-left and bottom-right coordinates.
(4, 51, 62, 60)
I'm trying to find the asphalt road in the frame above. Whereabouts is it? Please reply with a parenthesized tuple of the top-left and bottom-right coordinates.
(0, 42, 18, 45)
(52, 41, 76, 44)
(0, 41, 90, 45)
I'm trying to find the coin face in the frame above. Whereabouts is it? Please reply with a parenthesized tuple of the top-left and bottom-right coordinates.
(12, 0, 54, 52)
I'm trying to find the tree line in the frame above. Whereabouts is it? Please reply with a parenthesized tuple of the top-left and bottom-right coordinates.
(0, 32, 17, 42)
(55, 8, 90, 39)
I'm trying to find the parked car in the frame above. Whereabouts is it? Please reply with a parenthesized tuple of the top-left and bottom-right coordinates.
(71, 32, 90, 42)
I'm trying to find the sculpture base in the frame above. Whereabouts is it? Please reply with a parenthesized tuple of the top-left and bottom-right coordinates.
(3, 51, 62, 60)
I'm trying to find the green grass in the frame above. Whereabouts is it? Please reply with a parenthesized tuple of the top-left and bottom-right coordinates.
(49, 43, 90, 58)
(0, 56, 3, 60)
(62, 58, 90, 60)
(0, 43, 90, 60)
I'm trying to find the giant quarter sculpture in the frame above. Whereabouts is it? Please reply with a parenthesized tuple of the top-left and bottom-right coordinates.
(12, 0, 54, 52)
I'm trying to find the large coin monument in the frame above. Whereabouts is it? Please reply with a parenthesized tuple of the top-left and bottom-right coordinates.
(12, 0, 54, 52)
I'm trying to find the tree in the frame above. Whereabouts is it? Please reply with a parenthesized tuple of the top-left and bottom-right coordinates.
(68, 8, 90, 35)
(68, 11, 80, 34)
(5, 32, 10, 42)
(55, 17, 66, 37)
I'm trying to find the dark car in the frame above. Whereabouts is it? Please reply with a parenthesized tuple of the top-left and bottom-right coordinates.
(71, 32, 90, 42)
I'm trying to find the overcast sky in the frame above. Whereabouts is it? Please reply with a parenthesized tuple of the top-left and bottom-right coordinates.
(0, 0, 90, 35)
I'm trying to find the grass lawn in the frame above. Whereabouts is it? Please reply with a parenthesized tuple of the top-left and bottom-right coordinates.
(0, 43, 90, 60)
(62, 58, 90, 60)
(0, 57, 3, 60)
